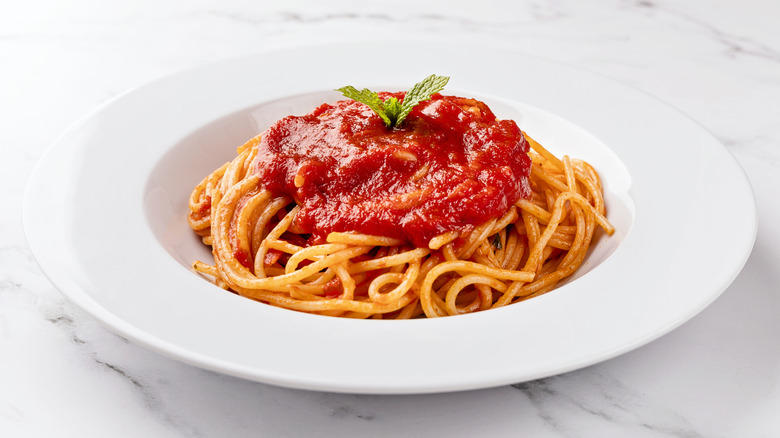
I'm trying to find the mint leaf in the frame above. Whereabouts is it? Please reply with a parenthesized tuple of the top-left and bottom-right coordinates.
(396, 74, 449, 126)
(335, 86, 392, 126)
(335, 74, 450, 129)
(383, 96, 402, 124)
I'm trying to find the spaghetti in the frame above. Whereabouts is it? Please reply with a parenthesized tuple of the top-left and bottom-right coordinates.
(187, 93, 614, 319)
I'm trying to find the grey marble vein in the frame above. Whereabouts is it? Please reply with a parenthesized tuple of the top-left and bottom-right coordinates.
(513, 369, 705, 438)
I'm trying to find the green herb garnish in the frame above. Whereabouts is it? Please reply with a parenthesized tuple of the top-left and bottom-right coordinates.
(492, 234, 503, 250)
(336, 74, 450, 129)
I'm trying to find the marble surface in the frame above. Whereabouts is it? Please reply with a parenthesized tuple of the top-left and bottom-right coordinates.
(2, 0, 778, 436)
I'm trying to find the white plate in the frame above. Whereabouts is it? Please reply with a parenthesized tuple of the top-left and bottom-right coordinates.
(24, 42, 756, 394)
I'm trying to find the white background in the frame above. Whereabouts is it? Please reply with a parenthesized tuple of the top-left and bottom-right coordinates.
(2, 1, 779, 436)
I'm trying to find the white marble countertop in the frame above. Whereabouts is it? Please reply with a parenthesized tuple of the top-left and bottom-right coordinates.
(2, 0, 779, 436)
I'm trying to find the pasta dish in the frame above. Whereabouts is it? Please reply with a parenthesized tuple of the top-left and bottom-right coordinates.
(187, 88, 613, 319)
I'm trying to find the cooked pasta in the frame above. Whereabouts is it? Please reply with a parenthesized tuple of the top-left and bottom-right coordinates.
(187, 92, 613, 318)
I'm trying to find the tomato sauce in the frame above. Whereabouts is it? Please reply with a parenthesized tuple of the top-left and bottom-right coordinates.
(249, 93, 532, 247)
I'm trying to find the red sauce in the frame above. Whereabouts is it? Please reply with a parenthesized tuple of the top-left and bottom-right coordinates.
(249, 93, 531, 247)
(234, 248, 252, 269)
